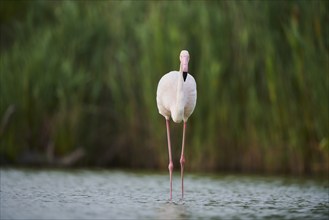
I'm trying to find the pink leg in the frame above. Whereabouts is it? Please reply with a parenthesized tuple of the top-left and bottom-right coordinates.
(180, 122, 186, 199)
(166, 119, 173, 201)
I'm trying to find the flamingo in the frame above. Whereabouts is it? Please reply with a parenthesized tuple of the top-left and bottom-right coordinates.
(156, 50, 197, 200)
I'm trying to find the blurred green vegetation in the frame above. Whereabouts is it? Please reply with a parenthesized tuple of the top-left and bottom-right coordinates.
(0, 0, 328, 175)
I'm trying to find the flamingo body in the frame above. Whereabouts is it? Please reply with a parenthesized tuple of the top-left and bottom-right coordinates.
(156, 71, 197, 123)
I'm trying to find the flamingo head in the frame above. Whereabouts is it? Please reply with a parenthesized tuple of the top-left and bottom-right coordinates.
(179, 50, 189, 74)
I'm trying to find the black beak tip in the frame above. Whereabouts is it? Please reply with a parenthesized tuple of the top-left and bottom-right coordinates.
(183, 72, 188, 81)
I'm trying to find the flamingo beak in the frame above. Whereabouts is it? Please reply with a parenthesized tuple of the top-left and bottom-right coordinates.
(181, 57, 189, 81)
(181, 58, 189, 73)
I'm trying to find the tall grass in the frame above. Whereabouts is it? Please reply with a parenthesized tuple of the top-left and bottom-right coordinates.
(0, 0, 328, 174)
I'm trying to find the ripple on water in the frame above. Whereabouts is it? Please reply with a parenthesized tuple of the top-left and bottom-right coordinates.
(0, 169, 328, 220)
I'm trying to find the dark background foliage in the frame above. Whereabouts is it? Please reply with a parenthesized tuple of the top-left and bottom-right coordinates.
(1, 0, 328, 175)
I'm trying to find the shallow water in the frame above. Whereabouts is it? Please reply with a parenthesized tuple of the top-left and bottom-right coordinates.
(0, 168, 328, 219)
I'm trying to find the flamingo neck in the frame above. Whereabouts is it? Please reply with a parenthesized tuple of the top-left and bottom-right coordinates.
(172, 71, 185, 123)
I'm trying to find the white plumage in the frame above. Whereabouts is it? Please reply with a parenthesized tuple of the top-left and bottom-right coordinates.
(156, 50, 197, 200)
(156, 71, 197, 123)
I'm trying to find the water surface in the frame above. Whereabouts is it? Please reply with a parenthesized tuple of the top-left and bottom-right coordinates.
(1, 168, 328, 219)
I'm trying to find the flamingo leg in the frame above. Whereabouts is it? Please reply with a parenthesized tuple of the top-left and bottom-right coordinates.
(180, 122, 186, 199)
(166, 119, 173, 201)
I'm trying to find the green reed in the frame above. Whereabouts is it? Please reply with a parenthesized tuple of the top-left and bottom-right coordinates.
(0, 0, 328, 174)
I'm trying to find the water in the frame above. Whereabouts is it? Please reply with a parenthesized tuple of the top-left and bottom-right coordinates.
(1, 168, 328, 220)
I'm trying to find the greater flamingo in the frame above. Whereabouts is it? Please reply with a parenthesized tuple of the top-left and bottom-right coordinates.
(156, 50, 197, 200)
